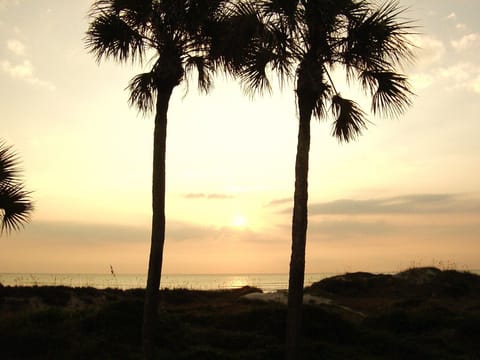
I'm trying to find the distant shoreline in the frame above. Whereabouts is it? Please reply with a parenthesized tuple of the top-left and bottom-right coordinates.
(0, 272, 333, 291)
(2, 269, 479, 291)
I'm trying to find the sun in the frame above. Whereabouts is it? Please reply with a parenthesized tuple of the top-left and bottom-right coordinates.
(232, 215, 247, 228)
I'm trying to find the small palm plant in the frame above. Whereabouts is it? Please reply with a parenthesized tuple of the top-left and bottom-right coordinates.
(0, 141, 33, 234)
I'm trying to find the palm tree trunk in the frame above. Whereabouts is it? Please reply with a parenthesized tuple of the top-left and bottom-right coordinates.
(286, 93, 314, 360)
(142, 86, 174, 360)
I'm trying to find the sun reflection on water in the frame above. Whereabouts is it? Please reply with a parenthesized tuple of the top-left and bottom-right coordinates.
(226, 276, 249, 289)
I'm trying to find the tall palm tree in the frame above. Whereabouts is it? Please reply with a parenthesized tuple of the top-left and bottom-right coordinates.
(224, 1, 415, 358)
(85, 1, 232, 358)
(0, 140, 33, 234)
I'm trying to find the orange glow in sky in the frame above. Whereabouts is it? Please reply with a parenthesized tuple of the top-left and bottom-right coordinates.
(1, 0, 480, 274)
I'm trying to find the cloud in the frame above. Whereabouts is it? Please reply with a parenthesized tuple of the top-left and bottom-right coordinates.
(446, 12, 456, 20)
(183, 193, 234, 199)
(1, 59, 32, 77)
(1, 59, 55, 91)
(184, 193, 206, 199)
(276, 194, 480, 216)
(166, 220, 216, 241)
(2, 38, 55, 91)
(451, 33, 480, 51)
(18, 220, 220, 245)
(22, 221, 150, 245)
(409, 73, 434, 90)
(166, 220, 267, 244)
(307, 219, 400, 240)
(438, 62, 480, 94)
(407, 36, 444, 89)
(266, 197, 291, 207)
(473, 75, 480, 94)
(7, 39, 25, 55)
(207, 193, 234, 199)
(26, 220, 211, 244)
(311, 194, 480, 215)
(456, 23, 467, 31)
(11, 217, 269, 252)
(306, 218, 480, 243)
(411, 35, 445, 67)
(409, 34, 480, 93)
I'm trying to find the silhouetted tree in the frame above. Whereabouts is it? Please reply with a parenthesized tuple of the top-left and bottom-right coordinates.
(85, 1, 238, 359)
(224, 1, 415, 358)
(0, 140, 33, 234)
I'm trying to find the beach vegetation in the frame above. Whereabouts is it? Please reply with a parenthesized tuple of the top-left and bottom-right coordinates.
(1, 268, 479, 359)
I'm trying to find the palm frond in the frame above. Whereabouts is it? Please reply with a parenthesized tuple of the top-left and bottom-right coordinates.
(0, 183, 33, 234)
(90, 0, 153, 28)
(0, 141, 20, 185)
(370, 0, 416, 65)
(118, 0, 154, 30)
(312, 82, 333, 120)
(343, 0, 415, 71)
(209, 0, 267, 74)
(185, 56, 213, 93)
(264, 0, 299, 20)
(241, 75, 271, 96)
(127, 72, 157, 114)
(220, 0, 260, 21)
(361, 70, 413, 117)
(261, 19, 295, 88)
(111, 0, 152, 14)
(331, 94, 368, 142)
(222, 1, 296, 96)
(260, 0, 303, 35)
(0, 184, 33, 233)
(239, 49, 272, 96)
(85, 11, 145, 63)
(159, 0, 190, 29)
(182, 0, 226, 33)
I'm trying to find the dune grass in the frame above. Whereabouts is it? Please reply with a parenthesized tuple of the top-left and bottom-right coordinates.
(0, 268, 479, 359)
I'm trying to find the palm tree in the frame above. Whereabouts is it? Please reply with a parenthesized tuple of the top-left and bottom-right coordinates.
(85, 1, 233, 358)
(0, 140, 33, 234)
(224, 1, 415, 358)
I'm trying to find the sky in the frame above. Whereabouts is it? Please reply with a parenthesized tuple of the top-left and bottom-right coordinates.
(1, 0, 479, 275)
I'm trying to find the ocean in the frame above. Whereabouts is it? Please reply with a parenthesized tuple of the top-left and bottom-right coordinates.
(3, 269, 477, 292)
(0, 273, 335, 292)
